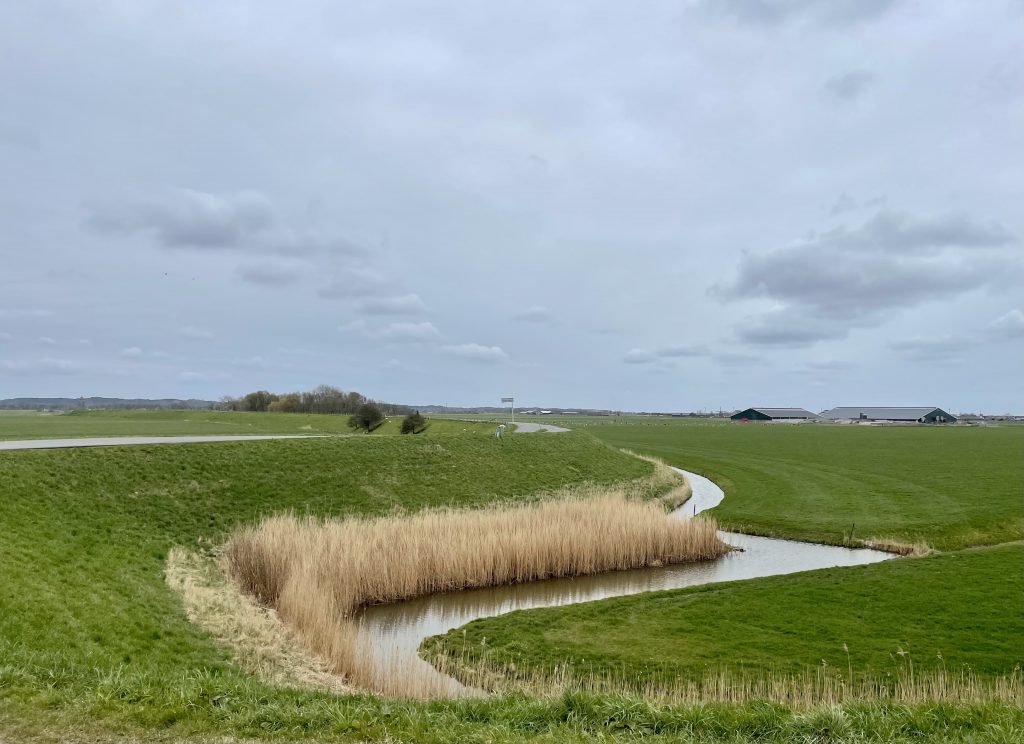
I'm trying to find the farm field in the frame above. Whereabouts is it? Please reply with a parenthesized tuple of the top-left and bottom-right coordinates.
(532, 416, 1024, 550)
(1, 414, 1022, 742)
(426, 542, 1024, 687)
(0, 409, 492, 440)
(421, 417, 1024, 709)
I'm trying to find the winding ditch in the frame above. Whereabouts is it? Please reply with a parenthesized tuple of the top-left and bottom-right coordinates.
(353, 467, 895, 696)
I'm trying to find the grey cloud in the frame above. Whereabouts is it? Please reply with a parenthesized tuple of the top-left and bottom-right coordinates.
(377, 321, 440, 342)
(37, 336, 56, 345)
(736, 311, 849, 347)
(699, 0, 898, 26)
(88, 188, 275, 249)
(120, 346, 144, 358)
(237, 261, 305, 287)
(828, 193, 887, 216)
(339, 319, 441, 343)
(512, 306, 556, 324)
(439, 343, 509, 363)
(623, 348, 656, 364)
(989, 309, 1024, 339)
(88, 188, 362, 259)
(824, 70, 876, 100)
(0, 332, 13, 341)
(658, 344, 711, 358)
(623, 344, 711, 364)
(318, 269, 392, 300)
(720, 209, 1022, 345)
(355, 294, 429, 315)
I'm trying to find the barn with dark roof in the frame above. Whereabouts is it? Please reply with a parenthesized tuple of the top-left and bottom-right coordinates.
(819, 407, 957, 423)
(730, 407, 820, 422)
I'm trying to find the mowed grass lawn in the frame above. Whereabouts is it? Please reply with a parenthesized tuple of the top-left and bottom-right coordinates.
(567, 418, 1024, 550)
(427, 543, 1024, 686)
(426, 418, 1024, 702)
(0, 409, 493, 440)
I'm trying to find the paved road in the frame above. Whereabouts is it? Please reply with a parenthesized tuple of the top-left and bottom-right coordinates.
(513, 422, 569, 433)
(0, 435, 324, 451)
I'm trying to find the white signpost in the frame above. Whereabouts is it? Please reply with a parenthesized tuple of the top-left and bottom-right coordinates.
(501, 396, 515, 424)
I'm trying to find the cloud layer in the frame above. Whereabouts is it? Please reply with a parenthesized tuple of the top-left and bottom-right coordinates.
(1, 1, 1021, 411)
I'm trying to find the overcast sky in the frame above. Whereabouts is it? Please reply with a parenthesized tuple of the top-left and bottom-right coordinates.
(2, 1, 1022, 412)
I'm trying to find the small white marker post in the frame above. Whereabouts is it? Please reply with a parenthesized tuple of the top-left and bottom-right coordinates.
(501, 397, 514, 426)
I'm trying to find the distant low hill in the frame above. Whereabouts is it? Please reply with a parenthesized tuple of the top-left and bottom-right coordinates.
(0, 397, 218, 411)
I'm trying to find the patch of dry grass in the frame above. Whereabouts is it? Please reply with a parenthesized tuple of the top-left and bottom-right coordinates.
(224, 494, 724, 695)
(165, 547, 351, 694)
(432, 649, 1024, 707)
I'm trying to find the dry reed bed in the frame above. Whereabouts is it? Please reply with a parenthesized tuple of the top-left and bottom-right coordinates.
(435, 655, 1024, 707)
(224, 494, 725, 692)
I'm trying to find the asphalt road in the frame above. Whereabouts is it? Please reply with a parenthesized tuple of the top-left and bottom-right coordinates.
(512, 422, 570, 433)
(0, 435, 324, 451)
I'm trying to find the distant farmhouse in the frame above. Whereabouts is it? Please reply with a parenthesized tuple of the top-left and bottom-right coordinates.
(730, 407, 820, 422)
(818, 407, 957, 424)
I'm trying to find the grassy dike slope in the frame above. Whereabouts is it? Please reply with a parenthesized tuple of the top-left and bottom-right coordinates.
(574, 418, 1024, 549)
(0, 409, 492, 440)
(1, 431, 670, 742)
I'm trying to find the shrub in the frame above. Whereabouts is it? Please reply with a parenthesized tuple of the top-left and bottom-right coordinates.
(401, 411, 427, 434)
(348, 401, 385, 432)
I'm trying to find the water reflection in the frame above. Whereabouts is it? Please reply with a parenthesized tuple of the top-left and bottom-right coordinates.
(353, 467, 894, 696)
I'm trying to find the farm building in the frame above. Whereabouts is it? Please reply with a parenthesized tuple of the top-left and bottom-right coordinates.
(818, 407, 957, 424)
(730, 407, 820, 422)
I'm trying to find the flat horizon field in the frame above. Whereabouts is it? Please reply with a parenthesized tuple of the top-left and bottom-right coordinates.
(2, 410, 1022, 742)
(423, 416, 1024, 702)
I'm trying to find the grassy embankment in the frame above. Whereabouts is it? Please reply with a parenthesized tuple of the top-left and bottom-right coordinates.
(1, 423, 740, 743)
(426, 418, 1024, 702)
(3, 412, 1022, 741)
(0, 409, 491, 439)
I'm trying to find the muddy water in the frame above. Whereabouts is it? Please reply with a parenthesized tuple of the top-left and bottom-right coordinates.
(353, 467, 894, 696)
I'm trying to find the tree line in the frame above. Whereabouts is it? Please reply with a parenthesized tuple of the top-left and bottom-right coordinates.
(220, 385, 427, 434)
(221, 385, 411, 416)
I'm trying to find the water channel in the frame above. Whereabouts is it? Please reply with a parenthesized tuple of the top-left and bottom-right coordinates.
(353, 467, 895, 696)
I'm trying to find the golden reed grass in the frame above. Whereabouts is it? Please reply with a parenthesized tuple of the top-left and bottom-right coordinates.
(224, 494, 725, 693)
(433, 652, 1024, 707)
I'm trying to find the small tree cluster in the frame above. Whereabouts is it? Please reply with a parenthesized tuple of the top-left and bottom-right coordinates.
(348, 401, 385, 432)
(400, 411, 427, 434)
(220, 385, 410, 417)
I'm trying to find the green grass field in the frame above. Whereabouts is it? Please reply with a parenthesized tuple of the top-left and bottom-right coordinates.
(0, 409, 492, 439)
(426, 543, 1024, 686)
(0, 429, 696, 742)
(546, 417, 1024, 550)
(2, 412, 1022, 742)
(422, 417, 1024, 713)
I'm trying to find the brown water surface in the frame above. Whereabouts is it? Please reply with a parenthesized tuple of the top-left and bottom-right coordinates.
(353, 468, 894, 696)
